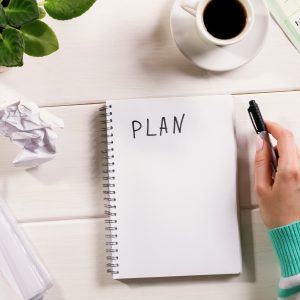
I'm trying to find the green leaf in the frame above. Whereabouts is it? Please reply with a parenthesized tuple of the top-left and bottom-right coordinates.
(44, 0, 96, 20)
(38, 6, 46, 19)
(0, 28, 24, 67)
(0, 4, 7, 27)
(5, 0, 39, 27)
(20, 20, 59, 57)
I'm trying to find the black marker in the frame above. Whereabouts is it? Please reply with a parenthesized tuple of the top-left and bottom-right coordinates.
(248, 100, 278, 177)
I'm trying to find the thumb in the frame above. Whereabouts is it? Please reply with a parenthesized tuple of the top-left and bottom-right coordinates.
(255, 135, 272, 193)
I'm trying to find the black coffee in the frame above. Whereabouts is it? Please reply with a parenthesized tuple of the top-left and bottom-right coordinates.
(203, 0, 247, 40)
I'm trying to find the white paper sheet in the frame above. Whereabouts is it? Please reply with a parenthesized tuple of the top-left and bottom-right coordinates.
(105, 95, 242, 279)
(0, 200, 52, 299)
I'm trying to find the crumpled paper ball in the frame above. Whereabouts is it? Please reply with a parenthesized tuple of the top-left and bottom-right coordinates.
(0, 101, 64, 169)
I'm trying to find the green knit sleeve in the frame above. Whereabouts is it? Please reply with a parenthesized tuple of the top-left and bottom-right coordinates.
(269, 221, 300, 278)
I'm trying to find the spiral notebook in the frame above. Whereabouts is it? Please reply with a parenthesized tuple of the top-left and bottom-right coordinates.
(102, 95, 242, 279)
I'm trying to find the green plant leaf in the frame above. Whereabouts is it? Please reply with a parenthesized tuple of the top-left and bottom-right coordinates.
(0, 4, 7, 27)
(20, 20, 59, 57)
(5, 0, 39, 27)
(0, 27, 24, 67)
(44, 0, 96, 20)
(38, 6, 46, 19)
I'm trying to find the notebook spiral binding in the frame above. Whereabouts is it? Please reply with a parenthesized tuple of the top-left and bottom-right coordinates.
(100, 104, 119, 275)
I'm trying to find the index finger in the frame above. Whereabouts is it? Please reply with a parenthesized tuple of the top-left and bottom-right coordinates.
(265, 121, 298, 170)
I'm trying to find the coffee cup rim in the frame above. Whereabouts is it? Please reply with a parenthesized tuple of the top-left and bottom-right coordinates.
(195, 0, 255, 46)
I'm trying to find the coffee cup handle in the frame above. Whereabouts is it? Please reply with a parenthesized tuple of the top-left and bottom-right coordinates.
(180, 0, 199, 16)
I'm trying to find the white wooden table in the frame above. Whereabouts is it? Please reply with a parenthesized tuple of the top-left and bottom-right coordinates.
(0, 0, 299, 299)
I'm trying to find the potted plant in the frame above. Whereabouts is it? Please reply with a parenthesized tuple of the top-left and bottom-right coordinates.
(0, 0, 96, 70)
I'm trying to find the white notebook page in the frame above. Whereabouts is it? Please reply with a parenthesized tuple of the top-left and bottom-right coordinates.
(106, 95, 241, 279)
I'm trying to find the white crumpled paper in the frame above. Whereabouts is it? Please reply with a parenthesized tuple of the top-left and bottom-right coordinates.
(0, 101, 64, 169)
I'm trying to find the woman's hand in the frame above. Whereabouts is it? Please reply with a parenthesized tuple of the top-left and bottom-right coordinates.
(255, 121, 300, 228)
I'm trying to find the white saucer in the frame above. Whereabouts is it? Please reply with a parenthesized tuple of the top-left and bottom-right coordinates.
(170, 0, 270, 72)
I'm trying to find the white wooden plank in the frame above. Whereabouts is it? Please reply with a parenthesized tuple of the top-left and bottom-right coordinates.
(235, 91, 300, 207)
(1, 92, 299, 221)
(209, 18, 300, 95)
(0, 103, 107, 222)
(0, 0, 300, 106)
(18, 209, 279, 300)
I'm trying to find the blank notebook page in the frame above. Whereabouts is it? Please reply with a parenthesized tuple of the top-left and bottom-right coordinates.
(105, 95, 241, 279)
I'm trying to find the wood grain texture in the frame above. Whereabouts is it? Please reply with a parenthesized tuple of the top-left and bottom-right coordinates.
(0, 103, 107, 222)
(20, 209, 279, 300)
(0, 0, 299, 106)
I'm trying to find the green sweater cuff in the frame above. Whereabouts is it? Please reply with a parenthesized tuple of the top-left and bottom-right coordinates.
(269, 221, 300, 277)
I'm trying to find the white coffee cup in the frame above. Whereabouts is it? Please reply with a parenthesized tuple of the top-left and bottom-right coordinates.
(180, 0, 255, 46)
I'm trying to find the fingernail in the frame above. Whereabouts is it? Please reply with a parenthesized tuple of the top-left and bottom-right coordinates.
(256, 136, 264, 152)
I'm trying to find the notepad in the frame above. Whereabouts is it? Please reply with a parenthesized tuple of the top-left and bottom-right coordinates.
(102, 95, 242, 279)
(0, 200, 52, 300)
